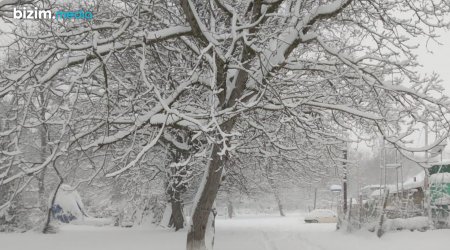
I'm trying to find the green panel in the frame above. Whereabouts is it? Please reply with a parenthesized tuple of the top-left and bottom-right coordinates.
(431, 183, 450, 205)
(429, 164, 450, 175)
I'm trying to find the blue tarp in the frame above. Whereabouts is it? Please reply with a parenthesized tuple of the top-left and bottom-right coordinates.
(51, 204, 77, 223)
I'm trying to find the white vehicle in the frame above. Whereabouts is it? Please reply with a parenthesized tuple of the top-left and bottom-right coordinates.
(304, 209, 337, 223)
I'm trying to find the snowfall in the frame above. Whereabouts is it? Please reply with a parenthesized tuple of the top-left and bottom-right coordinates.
(1, 214, 450, 250)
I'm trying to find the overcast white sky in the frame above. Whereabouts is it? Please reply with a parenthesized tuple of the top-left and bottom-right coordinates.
(417, 32, 450, 96)
(411, 30, 450, 159)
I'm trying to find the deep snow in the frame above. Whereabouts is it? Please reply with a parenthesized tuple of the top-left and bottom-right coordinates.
(1, 214, 449, 250)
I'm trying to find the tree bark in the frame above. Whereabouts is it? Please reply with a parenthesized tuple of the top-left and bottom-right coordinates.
(265, 158, 285, 217)
(42, 181, 62, 234)
(168, 191, 185, 231)
(273, 190, 285, 217)
(186, 144, 225, 250)
(165, 148, 190, 231)
(376, 190, 390, 238)
(160, 129, 197, 231)
(205, 207, 217, 250)
(38, 91, 48, 213)
(226, 194, 234, 219)
(43, 156, 63, 234)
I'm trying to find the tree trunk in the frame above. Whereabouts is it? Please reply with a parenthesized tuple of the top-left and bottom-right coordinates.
(186, 144, 225, 250)
(265, 159, 285, 217)
(313, 188, 317, 210)
(205, 207, 217, 250)
(38, 92, 48, 213)
(43, 182, 62, 234)
(43, 156, 63, 234)
(376, 190, 390, 238)
(226, 200, 234, 219)
(165, 151, 189, 231)
(274, 192, 285, 217)
(169, 191, 185, 231)
(38, 170, 47, 213)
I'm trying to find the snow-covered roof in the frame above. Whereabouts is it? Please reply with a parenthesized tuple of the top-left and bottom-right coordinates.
(430, 173, 450, 184)
(425, 159, 450, 168)
(403, 171, 425, 190)
(369, 185, 400, 197)
(400, 170, 450, 190)
(388, 185, 404, 194)
(431, 159, 450, 165)
(361, 185, 382, 190)
(369, 188, 385, 198)
(367, 171, 428, 197)
(329, 184, 342, 192)
(360, 185, 383, 196)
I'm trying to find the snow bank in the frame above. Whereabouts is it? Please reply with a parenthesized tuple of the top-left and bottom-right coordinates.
(305, 209, 336, 219)
(71, 217, 113, 227)
(2, 215, 450, 250)
(384, 217, 430, 231)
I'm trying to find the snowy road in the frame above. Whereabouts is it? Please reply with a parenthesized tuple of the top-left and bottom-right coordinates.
(215, 215, 335, 250)
(1, 214, 450, 250)
(215, 215, 450, 250)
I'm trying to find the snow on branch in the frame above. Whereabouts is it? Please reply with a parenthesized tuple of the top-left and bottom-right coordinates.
(105, 121, 166, 178)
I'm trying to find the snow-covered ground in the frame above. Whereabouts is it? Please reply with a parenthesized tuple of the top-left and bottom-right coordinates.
(1, 214, 450, 250)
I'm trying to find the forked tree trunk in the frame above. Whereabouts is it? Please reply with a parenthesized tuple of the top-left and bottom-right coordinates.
(186, 144, 225, 250)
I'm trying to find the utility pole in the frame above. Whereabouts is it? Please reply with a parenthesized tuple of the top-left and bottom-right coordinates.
(343, 148, 348, 215)
(424, 123, 432, 219)
(313, 187, 317, 209)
